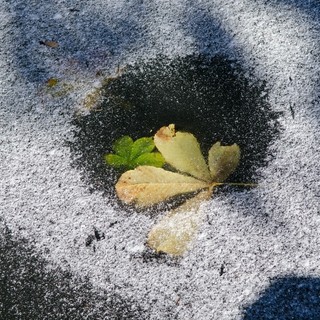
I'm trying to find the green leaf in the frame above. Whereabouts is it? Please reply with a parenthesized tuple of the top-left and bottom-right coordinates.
(130, 137, 155, 160)
(113, 136, 133, 159)
(104, 154, 128, 168)
(133, 152, 165, 167)
(105, 135, 165, 170)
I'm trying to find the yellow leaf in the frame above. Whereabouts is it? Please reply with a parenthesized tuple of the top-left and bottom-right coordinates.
(147, 190, 211, 256)
(208, 142, 240, 182)
(115, 166, 209, 208)
(46, 78, 58, 87)
(40, 40, 59, 48)
(154, 124, 211, 182)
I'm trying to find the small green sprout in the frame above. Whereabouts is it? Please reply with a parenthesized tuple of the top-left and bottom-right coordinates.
(105, 136, 165, 170)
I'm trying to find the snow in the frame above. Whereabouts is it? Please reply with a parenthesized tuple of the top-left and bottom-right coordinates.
(1, 0, 320, 319)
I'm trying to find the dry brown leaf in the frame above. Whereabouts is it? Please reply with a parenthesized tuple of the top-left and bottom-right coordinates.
(46, 78, 58, 87)
(39, 40, 59, 48)
(115, 166, 209, 208)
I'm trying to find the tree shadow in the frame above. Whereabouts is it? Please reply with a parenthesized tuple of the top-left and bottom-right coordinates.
(70, 54, 282, 204)
(7, 0, 146, 83)
(0, 221, 145, 320)
(268, 0, 320, 13)
(242, 276, 320, 320)
(182, 1, 234, 56)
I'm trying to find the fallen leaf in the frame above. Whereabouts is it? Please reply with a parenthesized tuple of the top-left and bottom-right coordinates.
(130, 137, 155, 160)
(115, 166, 208, 208)
(39, 40, 59, 48)
(154, 124, 211, 182)
(133, 152, 165, 167)
(110, 124, 250, 256)
(147, 190, 211, 255)
(208, 142, 240, 182)
(105, 154, 128, 168)
(82, 88, 103, 111)
(105, 136, 165, 170)
(46, 77, 58, 87)
(113, 136, 133, 159)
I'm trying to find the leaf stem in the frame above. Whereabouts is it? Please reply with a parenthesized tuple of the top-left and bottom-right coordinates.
(210, 182, 258, 188)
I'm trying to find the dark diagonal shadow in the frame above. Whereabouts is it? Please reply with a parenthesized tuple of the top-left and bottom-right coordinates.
(182, 1, 234, 55)
(0, 220, 145, 320)
(7, 0, 147, 83)
(242, 276, 320, 320)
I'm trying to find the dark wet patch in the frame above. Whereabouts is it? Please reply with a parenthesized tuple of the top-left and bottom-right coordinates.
(0, 220, 145, 320)
(70, 54, 281, 201)
(242, 276, 320, 319)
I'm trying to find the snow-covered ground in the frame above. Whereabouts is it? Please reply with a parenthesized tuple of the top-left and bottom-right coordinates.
(1, 0, 320, 319)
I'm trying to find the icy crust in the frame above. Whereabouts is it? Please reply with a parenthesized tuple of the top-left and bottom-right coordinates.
(1, 0, 320, 319)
